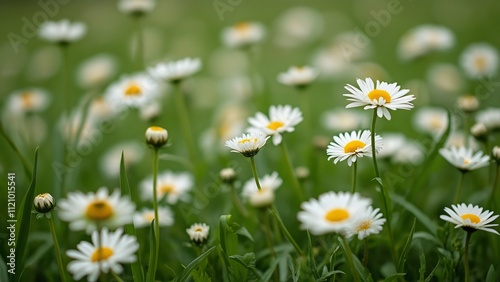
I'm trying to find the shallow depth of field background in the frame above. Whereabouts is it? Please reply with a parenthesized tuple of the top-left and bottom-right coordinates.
(1, 0, 500, 281)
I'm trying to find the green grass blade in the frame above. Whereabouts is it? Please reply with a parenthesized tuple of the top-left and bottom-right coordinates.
(0, 256, 8, 282)
(146, 220, 157, 282)
(486, 264, 496, 282)
(398, 218, 416, 273)
(120, 151, 144, 282)
(176, 246, 216, 282)
(14, 147, 38, 282)
(392, 194, 437, 236)
(0, 122, 32, 179)
(218, 214, 247, 280)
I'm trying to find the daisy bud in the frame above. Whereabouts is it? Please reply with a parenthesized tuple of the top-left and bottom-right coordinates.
(186, 223, 210, 246)
(34, 193, 55, 213)
(295, 166, 310, 180)
(220, 168, 237, 184)
(470, 123, 488, 141)
(493, 146, 500, 162)
(457, 95, 479, 113)
(145, 126, 168, 148)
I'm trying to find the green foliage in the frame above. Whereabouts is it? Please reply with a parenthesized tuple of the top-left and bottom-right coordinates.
(175, 246, 216, 282)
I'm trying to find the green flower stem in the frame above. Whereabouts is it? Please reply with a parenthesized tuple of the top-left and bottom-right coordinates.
(280, 141, 304, 200)
(370, 109, 397, 266)
(135, 16, 144, 70)
(249, 156, 262, 190)
(352, 161, 358, 193)
(174, 83, 198, 172)
(111, 271, 125, 282)
(48, 215, 67, 282)
(453, 171, 466, 204)
(341, 236, 361, 282)
(260, 209, 276, 257)
(488, 164, 499, 208)
(464, 231, 472, 282)
(149, 148, 160, 279)
(464, 113, 472, 147)
(229, 183, 249, 217)
(269, 206, 304, 257)
(362, 238, 369, 267)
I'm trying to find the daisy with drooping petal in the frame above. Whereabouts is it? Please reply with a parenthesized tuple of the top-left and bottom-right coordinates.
(344, 77, 415, 120)
(104, 72, 159, 110)
(248, 105, 303, 145)
(327, 130, 383, 166)
(38, 19, 86, 44)
(133, 207, 174, 228)
(440, 204, 499, 234)
(225, 131, 269, 157)
(222, 22, 265, 48)
(297, 191, 372, 235)
(277, 66, 318, 87)
(140, 171, 193, 204)
(186, 223, 210, 245)
(439, 146, 490, 172)
(58, 187, 135, 233)
(66, 228, 139, 282)
(148, 57, 202, 83)
(346, 206, 386, 240)
(460, 43, 498, 79)
(242, 172, 282, 208)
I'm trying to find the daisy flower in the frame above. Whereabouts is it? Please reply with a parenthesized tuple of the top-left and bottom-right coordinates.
(476, 108, 500, 131)
(6, 88, 50, 114)
(376, 133, 407, 159)
(242, 172, 282, 208)
(398, 25, 454, 61)
(58, 187, 135, 233)
(140, 171, 193, 204)
(274, 7, 323, 48)
(297, 191, 372, 235)
(391, 140, 424, 165)
(133, 207, 174, 228)
(221, 22, 265, 48)
(38, 19, 86, 44)
(104, 72, 159, 110)
(413, 106, 449, 138)
(186, 223, 210, 245)
(326, 130, 383, 166)
(77, 54, 117, 89)
(440, 203, 499, 234)
(460, 43, 498, 79)
(346, 206, 386, 240)
(439, 146, 490, 172)
(248, 105, 303, 145)
(277, 65, 318, 87)
(148, 57, 202, 83)
(344, 77, 415, 120)
(225, 131, 269, 157)
(66, 228, 139, 282)
(118, 0, 156, 16)
(457, 95, 480, 114)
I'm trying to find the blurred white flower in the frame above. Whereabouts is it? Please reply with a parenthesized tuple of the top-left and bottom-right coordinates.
(376, 133, 406, 159)
(277, 65, 318, 87)
(100, 141, 145, 178)
(139, 102, 162, 121)
(274, 7, 323, 48)
(476, 108, 500, 131)
(140, 171, 193, 204)
(427, 63, 464, 94)
(148, 57, 201, 83)
(413, 107, 449, 138)
(118, 0, 156, 15)
(392, 140, 424, 165)
(398, 25, 454, 61)
(133, 207, 174, 228)
(242, 172, 282, 208)
(321, 108, 369, 132)
(77, 54, 117, 89)
(6, 88, 50, 114)
(460, 43, 498, 79)
(66, 228, 139, 282)
(38, 19, 86, 44)
(222, 22, 265, 48)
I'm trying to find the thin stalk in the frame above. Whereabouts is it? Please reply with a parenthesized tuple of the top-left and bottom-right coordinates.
(341, 236, 361, 282)
(464, 113, 472, 148)
(174, 83, 198, 171)
(250, 156, 262, 190)
(352, 161, 358, 193)
(229, 183, 249, 217)
(149, 148, 160, 279)
(453, 171, 466, 204)
(269, 206, 304, 257)
(135, 16, 144, 70)
(260, 209, 276, 257)
(280, 141, 304, 200)
(488, 164, 500, 208)
(111, 271, 125, 282)
(362, 238, 369, 267)
(370, 109, 397, 266)
(464, 231, 472, 282)
(48, 215, 67, 282)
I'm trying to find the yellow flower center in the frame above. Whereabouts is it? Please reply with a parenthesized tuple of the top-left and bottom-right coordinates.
(159, 184, 175, 194)
(91, 247, 114, 262)
(356, 220, 372, 232)
(464, 159, 470, 165)
(267, 121, 285, 131)
(149, 126, 164, 132)
(143, 213, 155, 222)
(429, 117, 444, 129)
(343, 140, 366, 153)
(124, 84, 142, 96)
(325, 208, 350, 222)
(86, 200, 113, 221)
(235, 22, 249, 32)
(195, 227, 203, 232)
(461, 213, 480, 224)
(21, 92, 34, 108)
(238, 138, 257, 144)
(474, 56, 487, 71)
(367, 89, 391, 103)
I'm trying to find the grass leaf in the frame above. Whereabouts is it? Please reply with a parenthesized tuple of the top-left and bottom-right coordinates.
(398, 218, 416, 273)
(0, 122, 32, 179)
(392, 194, 438, 236)
(176, 246, 216, 282)
(486, 264, 496, 282)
